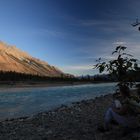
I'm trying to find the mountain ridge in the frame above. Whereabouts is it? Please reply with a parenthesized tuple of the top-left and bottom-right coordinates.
(0, 41, 66, 77)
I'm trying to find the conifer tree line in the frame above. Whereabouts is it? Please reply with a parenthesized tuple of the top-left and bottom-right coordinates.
(0, 71, 96, 83)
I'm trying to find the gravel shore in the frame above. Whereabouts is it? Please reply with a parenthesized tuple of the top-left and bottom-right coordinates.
(0, 94, 140, 140)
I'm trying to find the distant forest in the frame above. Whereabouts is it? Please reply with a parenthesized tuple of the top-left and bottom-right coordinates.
(0, 70, 140, 84)
(0, 71, 95, 83)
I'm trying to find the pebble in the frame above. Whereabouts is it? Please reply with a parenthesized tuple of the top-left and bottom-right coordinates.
(0, 94, 139, 140)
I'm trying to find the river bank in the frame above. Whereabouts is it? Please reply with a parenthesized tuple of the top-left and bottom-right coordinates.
(0, 81, 97, 88)
(0, 94, 139, 140)
(0, 81, 114, 89)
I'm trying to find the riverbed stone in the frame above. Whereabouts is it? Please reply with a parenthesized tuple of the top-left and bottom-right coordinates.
(0, 94, 139, 140)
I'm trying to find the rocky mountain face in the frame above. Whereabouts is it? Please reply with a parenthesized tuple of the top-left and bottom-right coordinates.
(0, 41, 65, 77)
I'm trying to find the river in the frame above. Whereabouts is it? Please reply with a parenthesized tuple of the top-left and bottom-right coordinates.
(0, 83, 117, 120)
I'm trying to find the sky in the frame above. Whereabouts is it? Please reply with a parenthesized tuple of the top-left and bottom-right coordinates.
(0, 0, 140, 76)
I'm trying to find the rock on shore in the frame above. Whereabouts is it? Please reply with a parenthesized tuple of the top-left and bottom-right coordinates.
(0, 94, 140, 140)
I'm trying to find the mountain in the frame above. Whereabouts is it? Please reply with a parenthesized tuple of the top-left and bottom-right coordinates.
(0, 41, 66, 77)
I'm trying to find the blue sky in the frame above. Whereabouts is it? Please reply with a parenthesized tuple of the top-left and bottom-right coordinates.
(0, 0, 140, 76)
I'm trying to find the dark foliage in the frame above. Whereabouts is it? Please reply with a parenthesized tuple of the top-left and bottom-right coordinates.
(94, 46, 140, 88)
